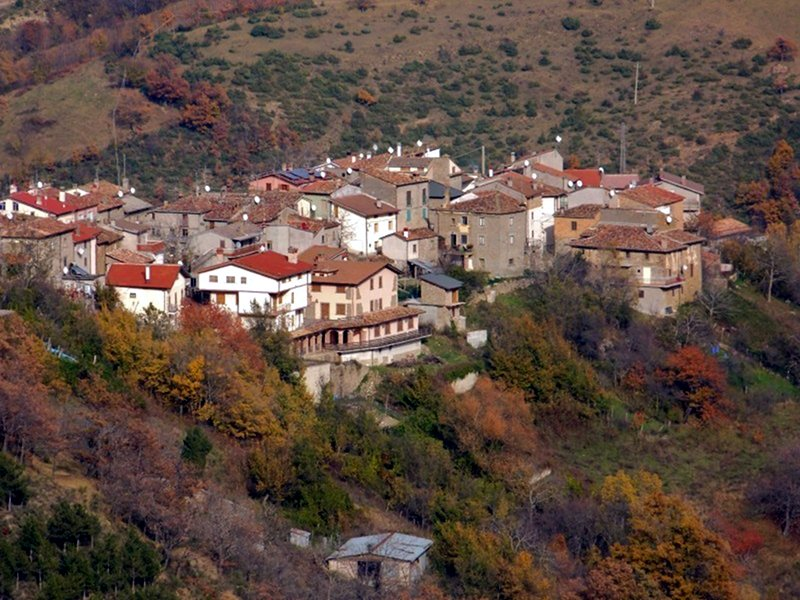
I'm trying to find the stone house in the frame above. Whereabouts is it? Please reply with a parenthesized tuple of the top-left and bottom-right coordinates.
(569, 225, 704, 316)
(430, 190, 528, 277)
(360, 168, 431, 229)
(655, 171, 704, 219)
(614, 184, 685, 230)
(0, 215, 76, 280)
(378, 228, 439, 273)
(413, 273, 465, 331)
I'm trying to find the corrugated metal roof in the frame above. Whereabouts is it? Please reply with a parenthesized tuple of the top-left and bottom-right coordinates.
(420, 273, 463, 290)
(326, 533, 432, 563)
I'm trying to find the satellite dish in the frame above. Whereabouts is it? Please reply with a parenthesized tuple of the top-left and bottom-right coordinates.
(609, 190, 616, 197)
(555, 135, 562, 144)
(242, 213, 249, 221)
(130, 187, 136, 195)
(326, 157, 332, 164)
(666, 215, 673, 224)
(178, 260, 184, 266)
(259, 244, 266, 253)
(416, 139, 423, 147)
(63, 266, 69, 275)
(6, 213, 12, 220)
(117, 190, 124, 198)
(598, 167, 604, 174)
(204, 185, 211, 193)
(523, 159, 530, 167)
(682, 264, 688, 272)
(388, 147, 395, 154)
(320, 170, 327, 178)
(36, 181, 43, 189)
(311, 205, 317, 212)
(346, 167, 353, 175)
(254, 196, 261, 204)
(366, 153, 372, 159)
(372, 143, 379, 152)
(532, 173, 538, 180)
(576, 180, 584, 188)
(77, 247, 84, 255)
(567, 181, 574, 188)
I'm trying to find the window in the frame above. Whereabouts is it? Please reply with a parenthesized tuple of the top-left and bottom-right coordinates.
(397, 319, 404, 332)
(378, 276, 383, 288)
(181, 228, 189, 237)
(479, 217, 485, 226)
(479, 258, 486, 269)
(321, 235, 325, 243)
(478, 235, 486, 246)
(311, 283, 321, 292)
(644, 253, 650, 261)
(460, 215, 468, 225)
(226, 276, 235, 284)
(374, 326, 381, 336)
(209, 275, 219, 283)
(374, 222, 379, 233)
(370, 278, 374, 290)
(411, 243, 417, 253)
(509, 216, 514, 227)
(406, 209, 411, 223)
(280, 184, 289, 191)
(460, 234, 468, 245)
(384, 323, 391, 335)
(129, 292, 137, 298)
(336, 285, 346, 294)
(265, 183, 273, 191)
(690, 263, 694, 277)
(571, 221, 577, 231)
(336, 303, 346, 315)
(240, 276, 247, 284)
(12, 202, 18, 211)
(219, 240, 226, 249)
(625, 251, 631, 258)
(509, 234, 515, 245)
(450, 233, 457, 247)
(508, 258, 515, 266)
(422, 207, 428, 220)
(406, 191, 412, 207)
(422, 189, 427, 204)
(0, 201, 4, 211)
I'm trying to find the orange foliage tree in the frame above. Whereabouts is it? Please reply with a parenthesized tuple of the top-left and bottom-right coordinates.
(736, 140, 799, 228)
(767, 37, 798, 62)
(658, 345, 728, 422)
(181, 81, 231, 133)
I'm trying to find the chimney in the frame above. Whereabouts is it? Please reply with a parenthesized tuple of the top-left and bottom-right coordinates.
(59, 190, 66, 203)
(488, 168, 494, 178)
(122, 177, 130, 191)
(403, 228, 409, 239)
(287, 247, 298, 264)
(281, 163, 287, 171)
(376, 200, 383, 208)
(445, 185, 451, 203)
(351, 156, 356, 164)
(144, 265, 151, 281)
(511, 152, 516, 163)
(9, 184, 16, 194)
(397, 142, 402, 157)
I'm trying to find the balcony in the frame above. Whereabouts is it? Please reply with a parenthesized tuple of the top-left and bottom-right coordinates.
(636, 267, 685, 288)
(328, 328, 431, 353)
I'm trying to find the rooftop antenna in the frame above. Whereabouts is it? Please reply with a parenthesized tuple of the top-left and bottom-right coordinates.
(619, 122, 627, 174)
(388, 146, 395, 154)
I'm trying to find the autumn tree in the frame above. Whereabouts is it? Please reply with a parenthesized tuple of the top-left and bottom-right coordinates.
(767, 37, 798, 62)
(143, 55, 190, 105)
(658, 345, 728, 422)
(181, 81, 231, 133)
(593, 471, 738, 599)
(736, 140, 799, 228)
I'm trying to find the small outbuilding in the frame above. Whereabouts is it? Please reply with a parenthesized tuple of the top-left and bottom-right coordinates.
(325, 532, 432, 589)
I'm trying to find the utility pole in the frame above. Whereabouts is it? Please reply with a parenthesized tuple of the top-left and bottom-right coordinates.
(619, 123, 627, 174)
(634, 62, 640, 106)
(480, 145, 486, 176)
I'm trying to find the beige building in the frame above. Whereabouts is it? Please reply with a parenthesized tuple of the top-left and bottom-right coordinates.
(379, 227, 439, 273)
(309, 259, 399, 320)
(411, 272, 465, 331)
(0, 215, 76, 280)
(431, 190, 528, 277)
(554, 204, 602, 252)
(569, 225, 704, 316)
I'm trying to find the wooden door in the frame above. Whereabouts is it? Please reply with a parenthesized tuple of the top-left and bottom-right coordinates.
(321, 302, 330, 319)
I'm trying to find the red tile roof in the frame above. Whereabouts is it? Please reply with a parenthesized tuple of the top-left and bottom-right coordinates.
(361, 167, 426, 186)
(106, 249, 154, 264)
(285, 215, 339, 233)
(708, 217, 751, 239)
(299, 245, 349, 264)
(106, 264, 182, 290)
(201, 250, 312, 279)
(486, 172, 565, 199)
(601, 173, 640, 190)
(440, 190, 525, 215)
(333, 152, 392, 171)
(617, 184, 684, 208)
(96, 227, 124, 245)
(658, 171, 705, 194)
(299, 177, 348, 194)
(564, 168, 603, 188)
(569, 225, 688, 253)
(332, 194, 398, 218)
(292, 306, 423, 337)
(9, 190, 99, 216)
(138, 241, 166, 253)
(658, 229, 705, 245)
(559, 204, 602, 218)
(72, 223, 103, 243)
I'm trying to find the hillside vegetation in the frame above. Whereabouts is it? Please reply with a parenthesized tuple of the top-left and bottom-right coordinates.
(0, 0, 795, 209)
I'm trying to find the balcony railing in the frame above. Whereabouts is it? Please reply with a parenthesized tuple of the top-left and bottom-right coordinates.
(328, 329, 431, 353)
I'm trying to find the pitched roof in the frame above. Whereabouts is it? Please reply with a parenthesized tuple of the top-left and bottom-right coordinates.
(428, 180, 465, 200)
(420, 273, 462, 290)
(617, 184, 684, 208)
(708, 217, 751, 239)
(240, 191, 303, 224)
(332, 194, 398, 218)
(386, 156, 433, 170)
(326, 533, 432, 563)
(601, 173, 640, 190)
(564, 168, 603, 188)
(96, 227, 124, 245)
(284, 215, 339, 233)
(361, 166, 427, 186)
(95, 194, 125, 213)
(200, 250, 312, 279)
(299, 245, 349, 264)
(658, 171, 705, 194)
(111, 219, 151, 234)
(106, 249, 155, 264)
(559, 204, 602, 218)
(530, 163, 567, 177)
(299, 177, 347, 194)
(9, 190, 99, 216)
(72, 223, 103, 244)
(332, 152, 392, 171)
(442, 190, 525, 215)
(569, 225, 688, 253)
(392, 227, 437, 241)
(484, 172, 565, 199)
(137, 241, 166, 253)
(106, 264, 182, 290)
(0, 215, 75, 239)
(204, 221, 262, 241)
(312, 259, 394, 285)
(658, 229, 705, 245)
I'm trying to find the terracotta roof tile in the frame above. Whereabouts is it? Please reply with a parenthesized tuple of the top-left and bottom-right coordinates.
(559, 204, 602, 218)
(72, 223, 103, 243)
(96, 227, 124, 245)
(564, 168, 602, 188)
(9, 190, 98, 216)
(107, 264, 182, 290)
(439, 190, 525, 215)
(299, 245, 349, 264)
(333, 152, 392, 171)
(292, 306, 423, 337)
(486, 172, 565, 198)
(708, 217, 751, 239)
(0, 215, 75, 239)
(312, 259, 394, 285)
(393, 227, 437, 241)
(285, 215, 339, 233)
(200, 250, 312, 279)
(617, 184, 683, 208)
(361, 167, 427, 186)
(569, 225, 687, 253)
(106, 249, 155, 264)
(299, 177, 348, 194)
(658, 171, 705, 194)
(658, 229, 705, 245)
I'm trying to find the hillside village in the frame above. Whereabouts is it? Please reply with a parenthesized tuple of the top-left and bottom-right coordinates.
(0, 142, 746, 376)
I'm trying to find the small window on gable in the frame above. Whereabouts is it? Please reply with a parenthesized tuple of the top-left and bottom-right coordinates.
(638, 290, 645, 298)
(209, 275, 218, 283)
(240, 277, 247, 284)
(129, 292, 137, 298)
(226, 276, 235, 284)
